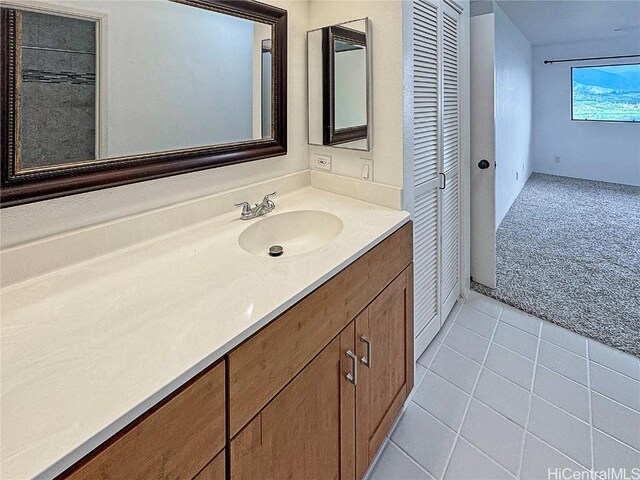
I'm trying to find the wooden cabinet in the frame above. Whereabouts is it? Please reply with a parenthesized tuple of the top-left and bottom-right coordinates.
(59, 223, 413, 480)
(231, 324, 356, 480)
(59, 361, 226, 480)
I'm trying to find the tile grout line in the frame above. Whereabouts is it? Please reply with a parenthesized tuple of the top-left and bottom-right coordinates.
(499, 338, 638, 410)
(385, 437, 436, 480)
(590, 425, 640, 455)
(441, 334, 490, 365)
(483, 338, 535, 363)
(463, 302, 503, 321)
(525, 429, 592, 471)
(386, 425, 444, 479)
(427, 365, 477, 397)
(438, 306, 503, 480)
(453, 315, 501, 340)
(555, 360, 640, 415)
(586, 339, 595, 470)
(589, 358, 640, 384)
(516, 316, 544, 479)
(411, 400, 460, 434)
(538, 336, 587, 359)
(498, 308, 542, 335)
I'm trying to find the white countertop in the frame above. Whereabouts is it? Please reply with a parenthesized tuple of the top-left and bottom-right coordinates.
(0, 187, 409, 480)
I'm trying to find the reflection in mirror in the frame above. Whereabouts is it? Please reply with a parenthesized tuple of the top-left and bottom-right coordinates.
(15, 10, 98, 170)
(2, 1, 274, 175)
(307, 18, 371, 151)
(332, 29, 366, 132)
(261, 39, 272, 138)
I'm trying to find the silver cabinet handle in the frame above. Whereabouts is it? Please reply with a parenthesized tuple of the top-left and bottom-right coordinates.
(345, 350, 358, 385)
(360, 335, 372, 368)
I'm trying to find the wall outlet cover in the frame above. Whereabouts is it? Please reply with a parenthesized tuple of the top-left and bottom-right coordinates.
(554, 156, 560, 163)
(313, 154, 331, 171)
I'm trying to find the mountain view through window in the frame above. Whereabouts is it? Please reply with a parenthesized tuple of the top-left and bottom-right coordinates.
(572, 64, 640, 122)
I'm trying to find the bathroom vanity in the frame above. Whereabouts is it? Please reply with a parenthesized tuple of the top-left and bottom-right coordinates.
(57, 221, 413, 480)
(0, 187, 412, 479)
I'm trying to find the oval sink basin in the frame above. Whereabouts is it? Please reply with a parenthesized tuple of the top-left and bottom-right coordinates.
(238, 210, 343, 257)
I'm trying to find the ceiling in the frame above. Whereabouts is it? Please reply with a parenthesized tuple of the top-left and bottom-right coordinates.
(494, 0, 640, 46)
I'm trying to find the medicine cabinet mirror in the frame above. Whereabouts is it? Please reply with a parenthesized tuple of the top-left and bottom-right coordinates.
(307, 18, 372, 151)
(1, 0, 287, 207)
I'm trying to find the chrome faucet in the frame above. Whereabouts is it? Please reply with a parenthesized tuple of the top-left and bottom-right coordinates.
(235, 192, 277, 220)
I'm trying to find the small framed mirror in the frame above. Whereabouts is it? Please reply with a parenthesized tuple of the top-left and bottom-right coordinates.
(1, 0, 287, 207)
(307, 18, 371, 151)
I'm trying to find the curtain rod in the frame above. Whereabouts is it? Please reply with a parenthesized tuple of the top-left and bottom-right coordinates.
(544, 54, 640, 64)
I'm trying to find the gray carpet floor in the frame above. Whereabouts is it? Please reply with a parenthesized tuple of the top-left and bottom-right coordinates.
(472, 173, 640, 357)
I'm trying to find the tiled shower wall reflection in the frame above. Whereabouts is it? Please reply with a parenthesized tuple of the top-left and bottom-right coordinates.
(20, 10, 96, 168)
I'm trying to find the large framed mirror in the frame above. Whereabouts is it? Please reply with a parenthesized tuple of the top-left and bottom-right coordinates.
(307, 18, 371, 151)
(0, 0, 287, 207)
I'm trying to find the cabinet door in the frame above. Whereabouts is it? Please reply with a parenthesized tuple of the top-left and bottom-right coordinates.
(355, 268, 413, 478)
(193, 449, 225, 480)
(412, 0, 442, 358)
(230, 323, 356, 480)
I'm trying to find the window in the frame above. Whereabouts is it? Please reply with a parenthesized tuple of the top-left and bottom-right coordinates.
(571, 64, 640, 122)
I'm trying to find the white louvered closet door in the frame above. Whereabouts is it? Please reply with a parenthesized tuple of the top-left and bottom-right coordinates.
(439, 2, 461, 322)
(412, 0, 462, 357)
(413, 0, 441, 356)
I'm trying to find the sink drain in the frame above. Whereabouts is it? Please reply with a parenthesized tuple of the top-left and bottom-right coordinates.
(268, 245, 284, 257)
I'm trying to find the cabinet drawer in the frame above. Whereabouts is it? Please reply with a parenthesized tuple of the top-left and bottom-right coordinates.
(60, 361, 226, 480)
(366, 222, 413, 301)
(227, 222, 412, 437)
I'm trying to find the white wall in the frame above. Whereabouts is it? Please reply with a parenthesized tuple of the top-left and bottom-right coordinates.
(532, 34, 640, 186)
(307, 0, 404, 187)
(493, 3, 533, 228)
(0, 0, 311, 247)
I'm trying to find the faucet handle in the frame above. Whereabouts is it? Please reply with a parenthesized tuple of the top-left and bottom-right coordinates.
(262, 191, 277, 206)
(234, 201, 252, 216)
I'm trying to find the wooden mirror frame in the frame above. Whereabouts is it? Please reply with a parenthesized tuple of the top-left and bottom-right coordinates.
(321, 25, 367, 146)
(0, 0, 287, 207)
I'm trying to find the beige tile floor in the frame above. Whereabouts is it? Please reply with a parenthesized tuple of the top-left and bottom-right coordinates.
(367, 292, 640, 480)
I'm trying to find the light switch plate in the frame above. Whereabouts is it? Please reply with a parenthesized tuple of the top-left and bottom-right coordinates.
(361, 159, 373, 181)
(313, 154, 331, 171)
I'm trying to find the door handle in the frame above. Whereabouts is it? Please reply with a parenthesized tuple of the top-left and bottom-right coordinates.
(345, 350, 358, 385)
(360, 335, 372, 368)
(478, 159, 490, 169)
(439, 172, 446, 189)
